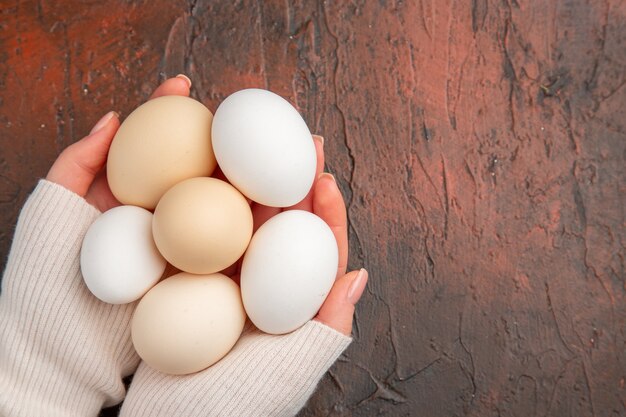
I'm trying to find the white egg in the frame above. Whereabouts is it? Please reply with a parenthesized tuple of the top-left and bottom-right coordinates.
(211, 89, 316, 207)
(240, 210, 338, 334)
(80, 206, 166, 304)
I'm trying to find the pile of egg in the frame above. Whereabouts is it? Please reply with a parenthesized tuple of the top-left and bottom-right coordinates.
(80, 89, 339, 375)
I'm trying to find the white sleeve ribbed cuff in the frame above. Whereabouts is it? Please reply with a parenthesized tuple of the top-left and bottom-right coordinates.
(121, 320, 352, 417)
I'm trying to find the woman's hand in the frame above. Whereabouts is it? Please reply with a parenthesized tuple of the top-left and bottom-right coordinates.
(45, 71, 367, 336)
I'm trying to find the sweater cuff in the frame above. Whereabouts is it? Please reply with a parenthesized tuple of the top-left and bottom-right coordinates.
(20, 179, 101, 231)
(120, 320, 351, 416)
(1, 179, 102, 303)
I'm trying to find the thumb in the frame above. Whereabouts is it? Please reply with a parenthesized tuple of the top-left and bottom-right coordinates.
(315, 269, 368, 336)
(46, 111, 120, 197)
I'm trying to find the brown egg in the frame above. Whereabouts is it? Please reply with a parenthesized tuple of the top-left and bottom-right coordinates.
(131, 272, 246, 375)
(152, 177, 253, 274)
(107, 95, 216, 209)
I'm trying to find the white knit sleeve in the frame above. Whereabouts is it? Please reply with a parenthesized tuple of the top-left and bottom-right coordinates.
(120, 320, 351, 417)
(0, 180, 140, 417)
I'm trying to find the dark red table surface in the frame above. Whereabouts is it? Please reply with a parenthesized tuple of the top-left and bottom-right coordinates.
(1, 1, 624, 416)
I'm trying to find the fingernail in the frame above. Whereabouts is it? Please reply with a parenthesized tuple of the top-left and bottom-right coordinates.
(347, 268, 368, 304)
(176, 74, 192, 88)
(313, 135, 324, 147)
(318, 172, 335, 182)
(90, 111, 119, 135)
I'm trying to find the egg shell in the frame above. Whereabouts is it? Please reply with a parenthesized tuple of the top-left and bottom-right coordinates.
(152, 177, 253, 274)
(107, 95, 216, 209)
(131, 272, 246, 375)
(211, 89, 316, 207)
(240, 210, 338, 334)
(80, 206, 166, 304)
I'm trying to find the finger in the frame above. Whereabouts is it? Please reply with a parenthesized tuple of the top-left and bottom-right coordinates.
(46, 111, 120, 197)
(285, 135, 325, 212)
(251, 203, 281, 233)
(149, 74, 192, 99)
(313, 173, 348, 278)
(85, 169, 121, 212)
(315, 269, 368, 335)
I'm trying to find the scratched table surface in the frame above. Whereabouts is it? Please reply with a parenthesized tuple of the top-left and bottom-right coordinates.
(1, 1, 624, 416)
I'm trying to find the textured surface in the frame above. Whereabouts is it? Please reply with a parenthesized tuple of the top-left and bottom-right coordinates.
(1, 1, 624, 416)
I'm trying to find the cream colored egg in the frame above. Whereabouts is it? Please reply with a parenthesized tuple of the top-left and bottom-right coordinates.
(152, 177, 253, 274)
(107, 95, 216, 209)
(131, 272, 246, 375)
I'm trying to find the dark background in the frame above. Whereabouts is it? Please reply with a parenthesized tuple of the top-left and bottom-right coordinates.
(1, 1, 624, 416)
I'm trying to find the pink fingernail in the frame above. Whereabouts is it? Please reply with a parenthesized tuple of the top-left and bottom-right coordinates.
(313, 135, 324, 147)
(90, 111, 119, 135)
(318, 172, 335, 182)
(176, 74, 192, 88)
(347, 268, 368, 304)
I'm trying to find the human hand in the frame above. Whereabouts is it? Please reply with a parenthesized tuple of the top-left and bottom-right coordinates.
(46, 71, 367, 337)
